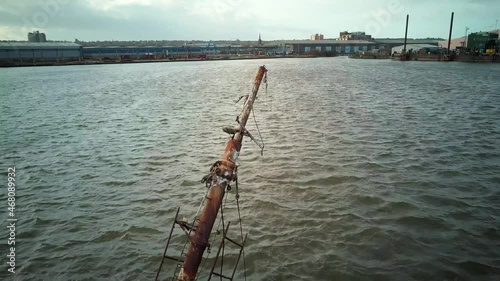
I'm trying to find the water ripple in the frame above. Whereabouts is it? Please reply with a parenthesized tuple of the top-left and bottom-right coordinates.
(1, 58, 499, 281)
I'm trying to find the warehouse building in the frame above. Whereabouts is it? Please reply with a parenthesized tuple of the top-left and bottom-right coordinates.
(0, 42, 82, 62)
(80, 44, 264, 59)
(82, 46, 169, 60)
(263, 38, 440, 55)
(374, 39, 440, 51)
(391, 44, 444, 54)
(264, 40, 377, 55)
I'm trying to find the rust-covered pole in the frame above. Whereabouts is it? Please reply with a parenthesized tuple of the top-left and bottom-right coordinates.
(447, 12, 455, 54)
(404, 14, 409, 52)
(177, 65, 267, 281)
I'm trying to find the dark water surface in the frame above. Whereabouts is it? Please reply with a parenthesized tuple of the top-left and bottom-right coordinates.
(1, 58, 499, 281)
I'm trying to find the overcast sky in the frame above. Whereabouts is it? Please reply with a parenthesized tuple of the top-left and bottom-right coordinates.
(0, 0, 498, 41)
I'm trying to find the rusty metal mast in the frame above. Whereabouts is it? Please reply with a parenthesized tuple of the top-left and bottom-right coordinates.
(177, 65, 268, 281)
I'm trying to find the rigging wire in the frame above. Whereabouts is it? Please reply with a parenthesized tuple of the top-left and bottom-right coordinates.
(220, 197, 225, 281)
(235, 176, 247, 281)
(251, 108, 265, 156)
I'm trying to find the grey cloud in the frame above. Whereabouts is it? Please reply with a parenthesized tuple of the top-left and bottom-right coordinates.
(0, 0, 498, 41)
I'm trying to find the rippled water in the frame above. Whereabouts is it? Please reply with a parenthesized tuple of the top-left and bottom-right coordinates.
(1, 58, 499, 281)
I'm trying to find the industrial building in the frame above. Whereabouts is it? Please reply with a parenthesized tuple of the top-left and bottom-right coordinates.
(81, 43, 266, 59)
(439, 31, 498, 53)
(0, 42, 82, 62)
(310, 34, 325, 40)
(82, 46, 169, 60)
(263, 38, 440, 55)
(274, 39, 376, 54)
(391, 44, 444, 54)
(466, 31, 498, 52)
(28, 31, 47, 42)
(439, 37, 467, 50)
(373, 39, 441, 50)
(339, 31, 372, 41)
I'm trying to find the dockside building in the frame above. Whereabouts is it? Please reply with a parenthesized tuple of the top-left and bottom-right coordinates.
(0, 42, 82, 62)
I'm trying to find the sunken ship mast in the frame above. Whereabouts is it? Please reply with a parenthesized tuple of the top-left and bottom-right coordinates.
(156, 65, 268, 281)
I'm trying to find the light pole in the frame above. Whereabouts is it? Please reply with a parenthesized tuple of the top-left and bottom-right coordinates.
(465, 26, 469, 48)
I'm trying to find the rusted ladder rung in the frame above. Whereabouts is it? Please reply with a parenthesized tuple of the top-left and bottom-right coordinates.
(176, 220, 197, 231)
(164, 255, 184, 263)
(211, 271, 232, 280)
(230, 234, 247, 280)
(156, 207, 181, 281)
(224, 236, 243, 248)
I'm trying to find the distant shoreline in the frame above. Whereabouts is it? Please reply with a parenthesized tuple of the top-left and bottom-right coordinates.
(2, 53, 498, 68)
(0, 55, 320, 68)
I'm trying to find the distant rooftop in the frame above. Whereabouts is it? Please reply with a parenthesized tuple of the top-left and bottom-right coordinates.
(373, 38, 443, 44)
(0, 42, 81, 49)
(391, 44, 441, 52)
(82, 45, 173, 48)
(261, 38, 445, 47)
(263, 39, 375, 46)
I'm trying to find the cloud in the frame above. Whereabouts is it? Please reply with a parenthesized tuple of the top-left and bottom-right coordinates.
(0, 0, 498, 41)
(86, 0, 161, 11)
